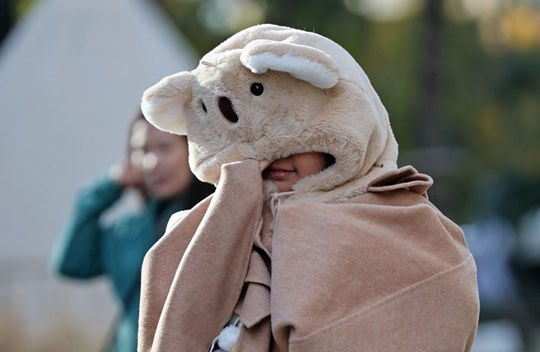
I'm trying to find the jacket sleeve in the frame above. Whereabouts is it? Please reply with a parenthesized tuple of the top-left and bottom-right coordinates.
(50, 175, 124, 278)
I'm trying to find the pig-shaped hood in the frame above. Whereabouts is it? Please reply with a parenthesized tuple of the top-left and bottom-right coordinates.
(141, 24, 398, 202)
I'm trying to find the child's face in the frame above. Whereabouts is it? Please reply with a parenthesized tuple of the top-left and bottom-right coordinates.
(263, 152, 328, 192)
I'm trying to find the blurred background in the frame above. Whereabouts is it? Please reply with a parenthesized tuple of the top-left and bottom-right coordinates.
(0, 0, 539, 351)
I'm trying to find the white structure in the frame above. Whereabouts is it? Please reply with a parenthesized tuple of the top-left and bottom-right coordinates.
(0, 0, 195, 350)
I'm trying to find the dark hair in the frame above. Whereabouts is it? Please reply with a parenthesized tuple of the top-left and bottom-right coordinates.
(182, 176, 215, 208)
(126, 111, 150, 201)
(326, 154, 336, 167)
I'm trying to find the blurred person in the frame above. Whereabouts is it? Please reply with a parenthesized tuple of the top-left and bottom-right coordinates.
(50, 111, 214, 352)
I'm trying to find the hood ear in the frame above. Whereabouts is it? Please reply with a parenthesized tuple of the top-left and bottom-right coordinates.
(141, 71, 194, 135)
(240, 39, 339, 89)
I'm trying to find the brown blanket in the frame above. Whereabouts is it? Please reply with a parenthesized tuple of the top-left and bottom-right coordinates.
(138, 160, 479, 351)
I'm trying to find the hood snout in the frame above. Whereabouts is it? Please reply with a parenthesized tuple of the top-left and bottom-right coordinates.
(218, 96, 238, 123)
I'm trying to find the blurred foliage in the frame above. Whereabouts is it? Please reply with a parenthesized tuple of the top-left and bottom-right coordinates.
(157, 0, 540, 224)
(7, 0, 33, 19)
(13, 0, 33, 18)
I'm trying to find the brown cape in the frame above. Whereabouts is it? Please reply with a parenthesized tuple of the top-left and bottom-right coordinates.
(138, 160, 479, 351)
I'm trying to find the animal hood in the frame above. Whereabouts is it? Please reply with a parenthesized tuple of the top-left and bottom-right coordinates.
(142, 24, 399, 202)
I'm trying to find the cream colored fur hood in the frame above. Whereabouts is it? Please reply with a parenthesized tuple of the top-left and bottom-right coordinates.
(142, 23, 398, 202)
(138, 24, 479, 352)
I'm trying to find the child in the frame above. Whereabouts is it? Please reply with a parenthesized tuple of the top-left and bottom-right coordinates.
(137, 24, 479, 351)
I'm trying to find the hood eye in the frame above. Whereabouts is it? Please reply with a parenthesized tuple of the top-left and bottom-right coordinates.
(250, 82, 264, 96)
(200, 100, 207, 113)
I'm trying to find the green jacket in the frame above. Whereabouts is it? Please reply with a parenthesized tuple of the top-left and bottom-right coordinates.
(51, 176, 187, 352)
